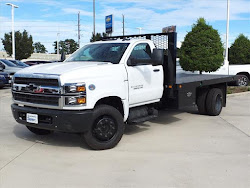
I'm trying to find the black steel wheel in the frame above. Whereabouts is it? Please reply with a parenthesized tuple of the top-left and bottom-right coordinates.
(92, 116, 117, 142)
(26, 126, 53, 135)
(206, 88, 223, 116)
(83, 105, 124, 150)
(236, 75, 249, 86)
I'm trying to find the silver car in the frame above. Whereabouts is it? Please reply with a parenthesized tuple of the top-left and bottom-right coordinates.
(0, 59, 23, 76)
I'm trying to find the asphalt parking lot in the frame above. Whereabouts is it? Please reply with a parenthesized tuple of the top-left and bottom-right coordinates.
(0, 88, 249, 188)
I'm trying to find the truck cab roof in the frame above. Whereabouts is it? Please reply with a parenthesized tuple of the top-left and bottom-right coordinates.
(92, 39, 153, 45)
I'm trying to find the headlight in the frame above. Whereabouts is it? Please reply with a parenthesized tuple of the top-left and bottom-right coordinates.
(64, 83, 86, 94)
(65, 96, 86, 105)
(64, 83, 86, 106)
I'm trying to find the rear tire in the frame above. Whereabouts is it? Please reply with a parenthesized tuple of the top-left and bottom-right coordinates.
(26, 126, 53, 135)
(206, 88, 223, 116)
(197, 89, 208, 115)
(83, 105, 125, 150)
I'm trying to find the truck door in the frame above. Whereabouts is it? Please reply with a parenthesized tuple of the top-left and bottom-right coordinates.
(126, 43, 163, 106)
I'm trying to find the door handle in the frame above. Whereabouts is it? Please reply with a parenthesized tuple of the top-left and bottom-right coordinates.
(153, 69, 160, 72)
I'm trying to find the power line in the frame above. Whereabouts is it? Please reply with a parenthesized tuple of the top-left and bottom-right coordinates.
(1, 25, 77, 28)
(122, 14, 125, 36)
(93, 0, 96, 36)
(1, 19, 91, 23)
(78, 12, 81, 48)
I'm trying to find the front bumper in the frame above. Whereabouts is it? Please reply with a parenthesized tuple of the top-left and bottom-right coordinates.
(11, 104, 94, 133)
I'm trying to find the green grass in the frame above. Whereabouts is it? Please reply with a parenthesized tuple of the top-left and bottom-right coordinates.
(227, 86, 250, 94)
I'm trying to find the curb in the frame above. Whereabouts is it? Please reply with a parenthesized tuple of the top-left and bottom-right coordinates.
(227, 91, 250, 97)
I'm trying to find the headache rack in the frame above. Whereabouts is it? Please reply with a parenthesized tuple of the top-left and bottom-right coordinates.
(102, 32, 177, 98)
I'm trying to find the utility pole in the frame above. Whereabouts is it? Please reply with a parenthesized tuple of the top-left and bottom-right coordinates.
(57, 32, 60, 60)
(122, 14, 125, 36)
(93, 0, 95, 36)
(78, 11, 81, 48)
(225, 0, 230, 75)
(6, 3, 18, 60)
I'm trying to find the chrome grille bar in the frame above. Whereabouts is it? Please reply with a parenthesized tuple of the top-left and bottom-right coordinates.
(12, 76, 62, 109)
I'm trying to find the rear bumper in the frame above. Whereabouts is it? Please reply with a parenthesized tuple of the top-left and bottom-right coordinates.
(11, 104, 94, 133)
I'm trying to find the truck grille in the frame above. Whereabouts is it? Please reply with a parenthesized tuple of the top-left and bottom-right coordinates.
(13, 93, 59, 106)
(14, 77, 59, 86)
(13, 77, 61, 107)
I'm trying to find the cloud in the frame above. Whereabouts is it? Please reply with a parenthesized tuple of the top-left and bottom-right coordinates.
(0, 0, 249, 53)
(0, 16, 80, 52)
(62, 8, 92, 17)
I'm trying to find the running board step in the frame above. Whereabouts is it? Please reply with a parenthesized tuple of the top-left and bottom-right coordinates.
(129, 115, 158, 124)
(127, 106, 158, 124)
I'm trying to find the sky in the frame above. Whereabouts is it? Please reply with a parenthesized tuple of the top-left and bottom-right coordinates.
(0, 0, 249, 53)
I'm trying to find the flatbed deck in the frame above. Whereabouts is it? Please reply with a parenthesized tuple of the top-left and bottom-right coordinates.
(176, 73, 235, 85)
(163, 73, 236, 109)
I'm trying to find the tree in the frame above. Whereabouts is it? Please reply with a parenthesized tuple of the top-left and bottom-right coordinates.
(34, 42, 47, 53)
(1, 30, 34, 60)
(180, 18, 224, 74)
(90, 32, 108, 42)
(53, 39, 78, 55)
(229, 34, 250, 65)
(177, 48, 180, 58)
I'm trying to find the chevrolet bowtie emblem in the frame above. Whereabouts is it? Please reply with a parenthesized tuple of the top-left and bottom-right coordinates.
(106, 17, 111, 22)
(26, 84, 44, 93)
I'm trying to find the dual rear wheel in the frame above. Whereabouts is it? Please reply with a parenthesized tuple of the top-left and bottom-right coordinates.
(197, 88, 223, 116)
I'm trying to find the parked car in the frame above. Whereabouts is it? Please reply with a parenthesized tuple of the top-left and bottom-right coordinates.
(9, 60, 29, 68)
(177, 59, 250, 86)
(23, 60, 53, 66)
(0, 59, 23, 76)
(0, 67, 11, 88)
(227, 65, 250, 86)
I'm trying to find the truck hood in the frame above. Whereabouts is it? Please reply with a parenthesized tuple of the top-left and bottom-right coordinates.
(15, 61, 110, 75)
(14, 61, 127, 85)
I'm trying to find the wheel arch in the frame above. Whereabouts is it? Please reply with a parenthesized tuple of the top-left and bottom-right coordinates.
(236, 72, 250, 80)
(95, 96, 125, 118)
(196, 83, 227, 107)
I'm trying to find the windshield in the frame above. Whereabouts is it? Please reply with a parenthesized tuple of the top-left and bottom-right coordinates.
(66, 43, 129, 64)
(0, 59, 18, 67)
(10, 60, 29, 67)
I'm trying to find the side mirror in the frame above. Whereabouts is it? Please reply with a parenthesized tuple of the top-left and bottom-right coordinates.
(152, 49, 164, 66)
(0, 63, 5, 70)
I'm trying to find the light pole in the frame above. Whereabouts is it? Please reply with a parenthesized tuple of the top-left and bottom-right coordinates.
(57, 32, 60, 60)
(122, 14, 125, 36)
(93, 0, 95, 36)
(136, 27, 143, 34)
(6, 3, 18, 60)
(224, 0, 230, 75)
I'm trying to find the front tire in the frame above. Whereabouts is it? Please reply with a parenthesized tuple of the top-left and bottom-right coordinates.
(26, 126, 53, 135)
(83, 105, 125, 150)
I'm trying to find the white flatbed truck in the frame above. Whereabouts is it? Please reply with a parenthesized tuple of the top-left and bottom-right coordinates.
(11, 32, 235, 150)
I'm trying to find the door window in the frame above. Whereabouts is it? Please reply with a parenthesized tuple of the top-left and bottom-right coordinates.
(129, 43, 152, 61)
